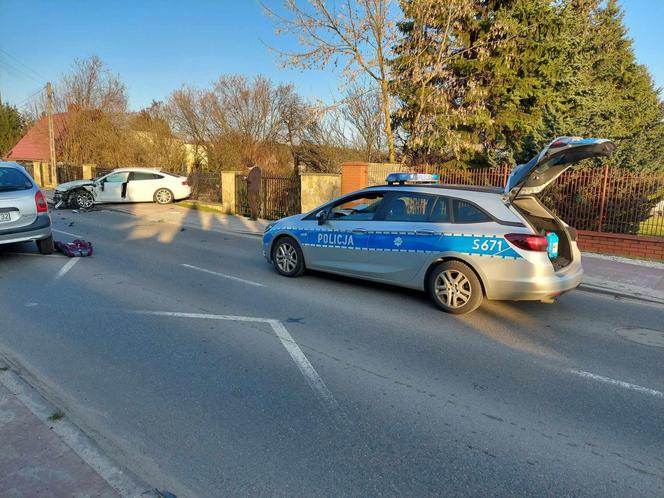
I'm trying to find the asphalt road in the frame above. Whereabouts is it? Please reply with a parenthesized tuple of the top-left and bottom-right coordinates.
(1, 205, 662, 497)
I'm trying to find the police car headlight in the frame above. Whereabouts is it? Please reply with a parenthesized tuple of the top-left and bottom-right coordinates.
(264, 223, 276, 233)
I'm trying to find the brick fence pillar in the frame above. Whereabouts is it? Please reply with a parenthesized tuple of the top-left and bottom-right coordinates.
(341, 162, 368, 195)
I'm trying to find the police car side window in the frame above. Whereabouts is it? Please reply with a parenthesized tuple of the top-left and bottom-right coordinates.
(380, 192, 437, 222)
(429, 197, 450, 222)
(452, 199, 491, 223)
(329, 193, 384, 221)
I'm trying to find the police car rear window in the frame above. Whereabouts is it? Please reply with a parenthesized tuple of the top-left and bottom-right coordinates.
(453, 200, 491, 223)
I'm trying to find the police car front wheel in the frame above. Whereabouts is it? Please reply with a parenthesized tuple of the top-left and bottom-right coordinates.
(427, 261, 483, 314)
(272, 237, 305, 277)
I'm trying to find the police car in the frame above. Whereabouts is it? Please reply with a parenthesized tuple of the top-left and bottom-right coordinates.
(263, 137, 615, 314)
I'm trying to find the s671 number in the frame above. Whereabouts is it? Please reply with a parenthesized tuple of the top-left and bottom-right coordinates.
(472, 239, 503, 252)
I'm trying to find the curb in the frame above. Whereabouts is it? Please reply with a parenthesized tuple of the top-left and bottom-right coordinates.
(577, 282, 664, 305)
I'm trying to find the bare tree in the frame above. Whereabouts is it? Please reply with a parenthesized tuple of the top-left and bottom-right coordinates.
(128, 101, 187, 171)
(264, 0, 398, 162)
(342, 85, 385, 161)
(165, 86, 210, 167)
(57, 55, 127, 113)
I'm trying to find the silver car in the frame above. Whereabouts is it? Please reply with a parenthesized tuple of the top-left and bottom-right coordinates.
(0, 162, 53, 254)
(263, 137, 615, 314)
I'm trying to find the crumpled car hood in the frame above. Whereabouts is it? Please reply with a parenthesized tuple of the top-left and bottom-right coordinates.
(55, 179, 94, 192)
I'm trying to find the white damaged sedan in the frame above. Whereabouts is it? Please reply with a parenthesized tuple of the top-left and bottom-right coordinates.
(54, 167, 191, 209)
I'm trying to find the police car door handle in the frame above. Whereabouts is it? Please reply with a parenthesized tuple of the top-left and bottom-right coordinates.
(352, 228, 367, 234)
(415, 229, 436, 236)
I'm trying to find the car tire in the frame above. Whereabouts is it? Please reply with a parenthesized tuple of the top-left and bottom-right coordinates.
(154, 188, 173, 205)
(272, 236, 305, 277)
(427, 260, 483, 314)
(73, 189, 94, 209)
(36, 235, 54, 255)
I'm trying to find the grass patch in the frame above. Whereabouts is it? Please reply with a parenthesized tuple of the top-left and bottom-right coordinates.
(639, 215, 664, 237)
(48, 409, 65, 421)
(178, 201, 229, 215)
(0, 366, 8, 372)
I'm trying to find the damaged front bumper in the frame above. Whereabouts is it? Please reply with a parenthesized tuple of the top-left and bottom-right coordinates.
(52, 190, 72, 209)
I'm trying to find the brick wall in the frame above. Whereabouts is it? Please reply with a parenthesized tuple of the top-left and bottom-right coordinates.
(341, 162, 368, 195)
(577, 231, 664, 261)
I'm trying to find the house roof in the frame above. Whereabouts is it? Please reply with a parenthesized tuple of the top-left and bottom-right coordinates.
(4, 113, 69, 162)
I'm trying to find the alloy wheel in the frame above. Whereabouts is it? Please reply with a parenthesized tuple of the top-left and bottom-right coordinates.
(156, 189, 172, 204)
(275, 243, 298, 273)
(76, 192, 94, 209)
(435, 270, 472, 309)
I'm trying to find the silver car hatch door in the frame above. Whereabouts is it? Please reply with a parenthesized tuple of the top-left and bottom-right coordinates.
(505, 137, 616, 201)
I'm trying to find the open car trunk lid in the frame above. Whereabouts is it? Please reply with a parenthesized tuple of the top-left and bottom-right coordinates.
(505, 137, 616, 201)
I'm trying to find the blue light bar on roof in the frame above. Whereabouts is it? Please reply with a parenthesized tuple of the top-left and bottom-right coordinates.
(386, 173, 439, 184)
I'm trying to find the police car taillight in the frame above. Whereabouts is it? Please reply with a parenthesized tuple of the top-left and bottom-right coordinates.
(505, 233, 548, 252)
(386, 173, 439, 184)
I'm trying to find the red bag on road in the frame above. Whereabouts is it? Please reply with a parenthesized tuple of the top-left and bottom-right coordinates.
(55, 239, 93, 257)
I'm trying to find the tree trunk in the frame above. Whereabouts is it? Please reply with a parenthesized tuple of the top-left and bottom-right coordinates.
(380, 79, 396, 163)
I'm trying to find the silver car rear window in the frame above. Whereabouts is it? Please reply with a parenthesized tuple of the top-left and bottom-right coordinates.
(0, 167, 33, 192)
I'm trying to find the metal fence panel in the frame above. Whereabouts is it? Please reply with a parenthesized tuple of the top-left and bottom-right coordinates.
(56, 164, 84, 184)
(93, 166, 115, 178)
(188, 171, 221, 202)
(234, 173, 301, 220)
(261, 175, 301, 220)
(235, 174, 250, 217)
(410, 164, 663, 237)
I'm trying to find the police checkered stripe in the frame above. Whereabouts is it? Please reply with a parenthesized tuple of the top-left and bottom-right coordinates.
(299, 242, 519, 259)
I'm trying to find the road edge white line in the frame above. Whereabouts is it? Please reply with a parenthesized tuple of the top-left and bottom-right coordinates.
(0, 370, 148, 497)
(569, 369, 663, 399)
(53, 228, 84, 238)
(134, 310, 339, 410)
(54, 258, 79, 281)
(181, 263, 265, 287)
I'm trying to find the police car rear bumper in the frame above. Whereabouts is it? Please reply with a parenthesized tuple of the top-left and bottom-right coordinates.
(487, 262, 583, 301)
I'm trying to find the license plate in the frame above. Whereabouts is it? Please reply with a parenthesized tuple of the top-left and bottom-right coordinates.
(0, 212, 11, 223)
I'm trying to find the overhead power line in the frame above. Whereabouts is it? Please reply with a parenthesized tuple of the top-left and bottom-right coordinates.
(0, 48, 46, 80)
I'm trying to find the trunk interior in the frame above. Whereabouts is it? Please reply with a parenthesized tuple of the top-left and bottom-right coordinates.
(512, 196, 573, 271)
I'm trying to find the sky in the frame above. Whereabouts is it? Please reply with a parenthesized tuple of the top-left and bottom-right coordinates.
(1, 0, 663, 111)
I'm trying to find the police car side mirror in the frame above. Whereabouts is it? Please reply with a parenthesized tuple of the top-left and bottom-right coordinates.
(316, 209, 328, 225)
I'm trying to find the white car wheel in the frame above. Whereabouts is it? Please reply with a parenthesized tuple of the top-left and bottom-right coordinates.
(74, 190, 94, 209)
(154, 188, 173, 205)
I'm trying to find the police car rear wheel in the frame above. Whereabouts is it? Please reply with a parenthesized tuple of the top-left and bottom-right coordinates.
(273, 237, 305, 277)
(428, 261, 482, 314)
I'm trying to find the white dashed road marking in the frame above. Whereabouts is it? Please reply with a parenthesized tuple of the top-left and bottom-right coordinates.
(181, 263, 265, 287)
(568, 369, 663, 399)
(133, 310, 339, 410)
(54, 258, 79, 281)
